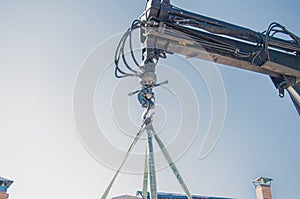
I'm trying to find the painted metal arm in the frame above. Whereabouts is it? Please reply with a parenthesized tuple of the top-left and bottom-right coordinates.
(139, 0, 300, 115)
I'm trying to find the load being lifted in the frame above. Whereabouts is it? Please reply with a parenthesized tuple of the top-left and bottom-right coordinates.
(102, 1, 300, 199)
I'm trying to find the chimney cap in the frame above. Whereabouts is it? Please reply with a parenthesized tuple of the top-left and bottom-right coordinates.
(252, 177, 273, 187)
(0, 177, 13, 189)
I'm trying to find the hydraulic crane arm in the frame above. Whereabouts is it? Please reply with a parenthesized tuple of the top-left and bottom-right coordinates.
(114, 0, 300, 115)
(141, 0, 300, 115)
(141, 0, 300, 76)
(103, 3, 299, 199)
(106, 2, 300, 199)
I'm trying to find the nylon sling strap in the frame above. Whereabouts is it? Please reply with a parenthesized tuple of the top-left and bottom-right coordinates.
(142, 147, 149, 199)
(146, 128, 157, 199)
(151, 126, 193, 199)
(101, 123, 145, 199)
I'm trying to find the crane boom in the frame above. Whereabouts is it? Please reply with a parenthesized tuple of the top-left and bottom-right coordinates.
(140, 0, 300, 115)
(106, 2, 300, 199)
(114, 0, 300, 115)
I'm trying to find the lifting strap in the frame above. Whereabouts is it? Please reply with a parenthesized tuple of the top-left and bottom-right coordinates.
(142, 147, 149, 199)
(146, 128, 157, 199)
(151, 126, 193, 199)
(101, 124, 145, 199)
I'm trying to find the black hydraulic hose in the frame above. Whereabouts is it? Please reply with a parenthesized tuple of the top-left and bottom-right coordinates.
(130, 20, 142, 67)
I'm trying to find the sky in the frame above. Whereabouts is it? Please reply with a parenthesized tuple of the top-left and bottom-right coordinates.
(0, 0, 300, 199)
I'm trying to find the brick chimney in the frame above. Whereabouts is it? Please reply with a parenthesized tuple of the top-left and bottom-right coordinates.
(0, 177, 13, 199)
(252, 177, 273, 199)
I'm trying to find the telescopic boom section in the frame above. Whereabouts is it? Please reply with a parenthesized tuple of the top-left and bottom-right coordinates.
(140, 0, 300, 115)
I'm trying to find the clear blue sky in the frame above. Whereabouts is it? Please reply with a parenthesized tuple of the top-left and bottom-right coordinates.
(0, 1, 299, 199)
